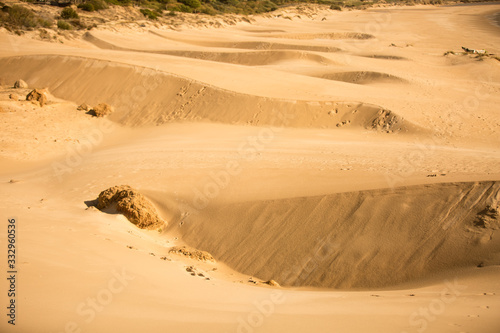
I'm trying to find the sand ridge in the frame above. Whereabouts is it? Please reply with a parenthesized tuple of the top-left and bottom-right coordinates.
(0, 55, 420, 133)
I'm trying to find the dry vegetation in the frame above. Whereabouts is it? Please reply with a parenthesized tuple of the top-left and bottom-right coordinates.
(1, 0, 497, 35)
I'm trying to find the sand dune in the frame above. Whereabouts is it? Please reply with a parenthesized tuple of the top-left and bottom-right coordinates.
(84, 30, 344, 53)
(165, 181, 500, 289)
(83, 33, 336, 66)
(0, 55, 418, 132)
(149, 30, 342, 52)
(1, 3, 500, 333)
(155, 50, 335, 66)
(82, 31, 126, 50)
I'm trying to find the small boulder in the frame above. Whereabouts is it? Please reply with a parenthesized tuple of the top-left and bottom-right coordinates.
(14, 80, 28, 89)
(26, 89, 47, 107)
(9, 93, 19, 101)
(91, 103, 113, 117)
(77, 103, 91, 112)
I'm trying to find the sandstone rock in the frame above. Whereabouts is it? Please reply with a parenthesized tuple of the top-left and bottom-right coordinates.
(265, 279, 280, 287)
(96, 185, 165, 229)
(26, 89, 47, 107)
(91, 103, 113, 117)
(77, 103, 91, 112)
(14, 80, 28, 89)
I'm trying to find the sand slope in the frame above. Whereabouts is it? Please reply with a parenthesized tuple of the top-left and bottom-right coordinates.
(0, 55, 418, 132)
(167, 181, 500, 289)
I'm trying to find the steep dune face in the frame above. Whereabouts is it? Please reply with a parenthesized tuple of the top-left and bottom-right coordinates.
(168, 181, 500, 289)
(0, 55, 419, 133)
(166, 40, 341, 53)
(149, 50, 335, 66)
(317, 71, 407, 85)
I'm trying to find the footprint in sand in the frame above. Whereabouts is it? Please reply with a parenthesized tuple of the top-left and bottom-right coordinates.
(185, 265, 210, 280)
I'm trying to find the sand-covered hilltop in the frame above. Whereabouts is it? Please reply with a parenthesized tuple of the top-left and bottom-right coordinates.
(0, 3, 500, 333)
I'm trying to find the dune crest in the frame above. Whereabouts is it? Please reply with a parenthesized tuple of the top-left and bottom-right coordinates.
(0, 55, 420, 133)
(83, 32, 337, 66)
(265, 32, 375, 40)
(147, 31, 343, 52)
